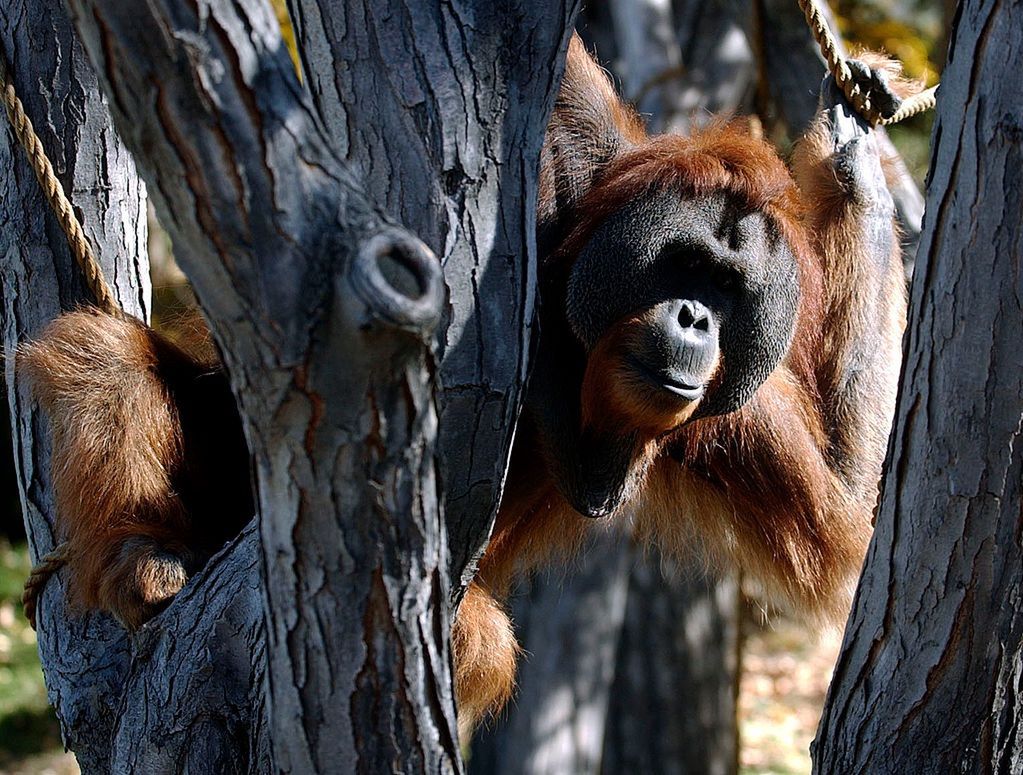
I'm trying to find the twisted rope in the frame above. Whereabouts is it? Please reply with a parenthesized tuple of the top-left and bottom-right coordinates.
(22, 543, 71, 630)
(1, 48, 121, 628)
(796, 0, 938, 126)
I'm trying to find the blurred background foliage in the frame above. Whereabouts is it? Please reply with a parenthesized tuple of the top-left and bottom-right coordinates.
(837, 0, 943, 85)
(0, 0, 947, 772)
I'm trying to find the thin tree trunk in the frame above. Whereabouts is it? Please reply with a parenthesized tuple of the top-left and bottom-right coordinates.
(470, 535, 632, 775)
(813, 0, 1023, 770)
(0, 1, 147, 769)
(601, 556, 740, 775)
(471, 543, 740, 775)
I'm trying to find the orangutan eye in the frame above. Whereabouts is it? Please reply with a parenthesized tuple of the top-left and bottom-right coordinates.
(717, 269, 740, 293)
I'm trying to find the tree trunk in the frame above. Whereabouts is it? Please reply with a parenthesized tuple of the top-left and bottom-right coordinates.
(0, 1, 147, 769)
(600, 555, 739, 775)
(813, 0, 1023, 771)
(0, 0, 579, 770)
(64, 0, 449, 770)
(470, 535, 632, 775)
(472, 540, 740, 775)
(662, 0, 756, 133)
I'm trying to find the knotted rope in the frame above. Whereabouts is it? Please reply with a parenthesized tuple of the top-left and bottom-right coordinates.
(0, 49, 122, 628)
(796, 0, 938, 125)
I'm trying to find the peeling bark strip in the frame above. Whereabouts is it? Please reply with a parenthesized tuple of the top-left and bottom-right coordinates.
(813, 0, 1023, 771)
(0, 0, 147, 768)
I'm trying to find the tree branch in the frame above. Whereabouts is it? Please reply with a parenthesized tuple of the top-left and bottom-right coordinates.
(109, 524, 270, 773)
(64, 0, 381, 353)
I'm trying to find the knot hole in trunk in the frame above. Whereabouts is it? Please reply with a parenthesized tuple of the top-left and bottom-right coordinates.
(350, 229, 444, 334)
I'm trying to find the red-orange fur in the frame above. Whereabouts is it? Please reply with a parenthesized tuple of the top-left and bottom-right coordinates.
(453, 42, 908, 734)
(19, 309, 251, 629)
(17, 37, 909, 740)
(450, 583, 522, 741)
(19, 312, 190, 625)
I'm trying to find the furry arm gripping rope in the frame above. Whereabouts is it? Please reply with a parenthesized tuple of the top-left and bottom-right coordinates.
(796, 0, 939, 125)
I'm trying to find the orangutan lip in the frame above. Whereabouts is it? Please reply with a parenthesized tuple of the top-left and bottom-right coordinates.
(627, 357, 705, 401)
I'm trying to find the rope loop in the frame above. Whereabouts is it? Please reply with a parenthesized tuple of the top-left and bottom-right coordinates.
(22, 542, 71, 630)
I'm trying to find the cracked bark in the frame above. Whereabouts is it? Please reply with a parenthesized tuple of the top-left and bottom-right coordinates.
(63, 0, 458, 769)
(0, 0, 577, 770)
(285, 0, 581, 598)
(813, 0, 1023, 771)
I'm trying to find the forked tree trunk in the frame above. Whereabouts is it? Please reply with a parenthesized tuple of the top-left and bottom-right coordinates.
(813, 0, 1023, 771)
(1, 0, 578, 771)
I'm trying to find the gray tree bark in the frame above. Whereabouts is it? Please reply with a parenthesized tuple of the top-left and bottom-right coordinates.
(472, 540, 740, 775)
(663, 0, 756, 133)
(0, 0, 577, 771)
(0, 0, 147, 769)
(813, 0, 1023, 771)
(470, 535, 633, 775)
(600, 557, 739, 775)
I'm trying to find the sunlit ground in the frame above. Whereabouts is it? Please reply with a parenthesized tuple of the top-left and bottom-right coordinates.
(0, 542, 76, 775)
(740, 615, 842, 775)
